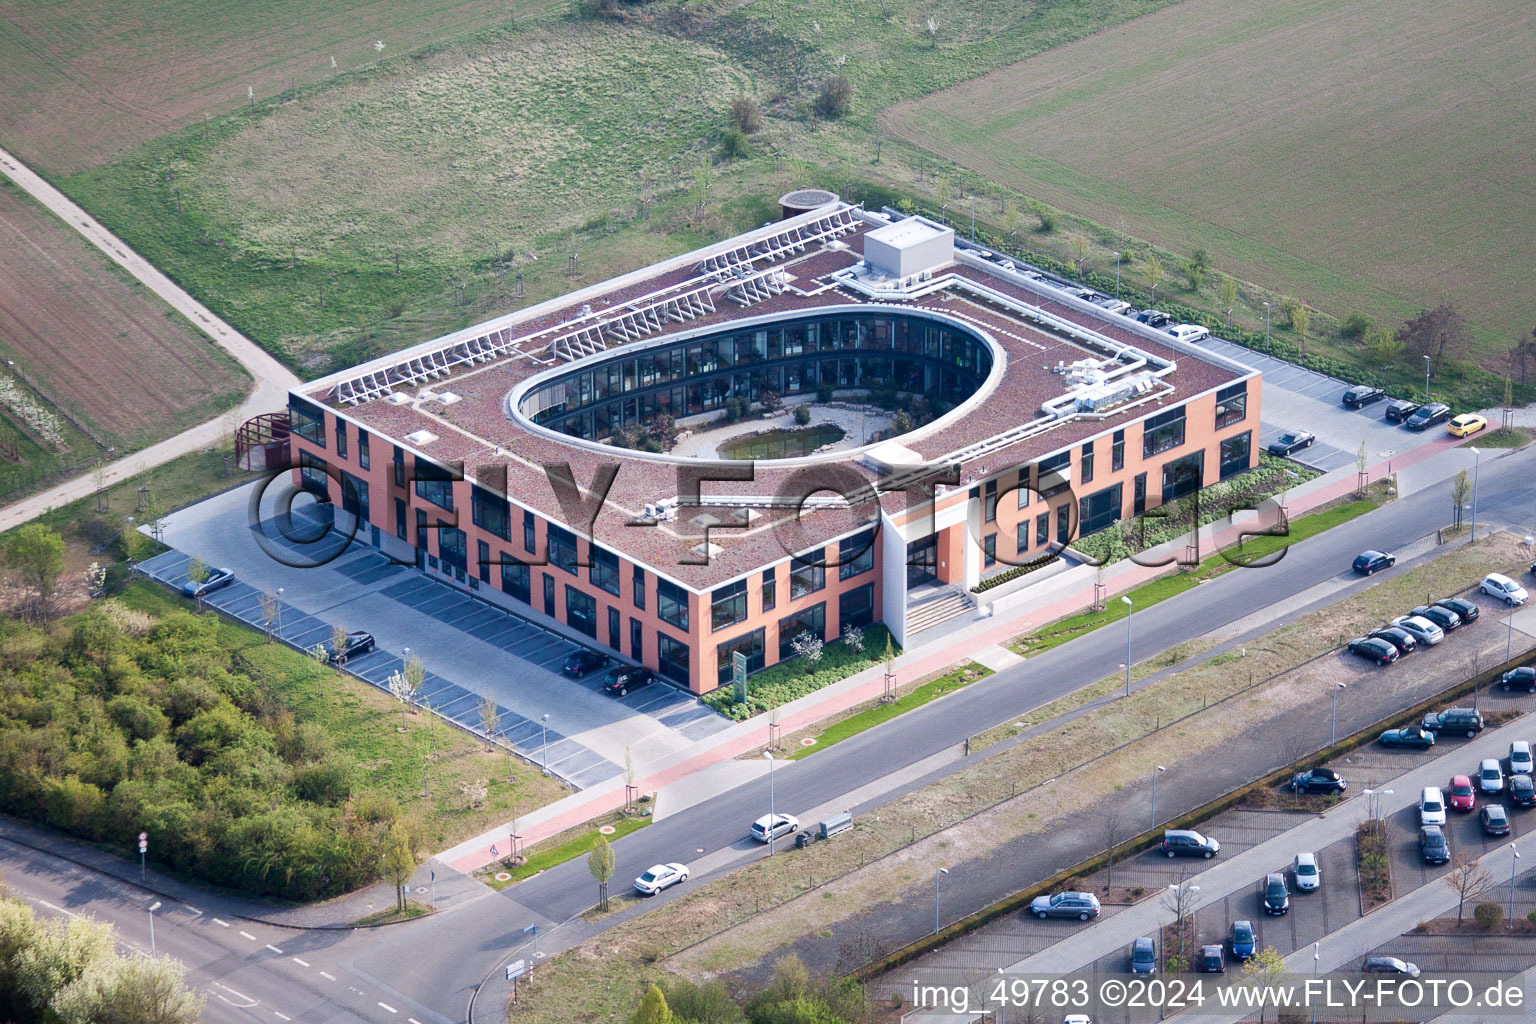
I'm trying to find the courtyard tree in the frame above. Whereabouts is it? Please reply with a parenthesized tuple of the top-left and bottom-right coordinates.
(7, 523, 65, 622)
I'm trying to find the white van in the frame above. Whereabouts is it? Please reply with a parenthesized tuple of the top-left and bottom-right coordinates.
(1166, 323, 1211, 344)
(1419, 786, 1447, 826)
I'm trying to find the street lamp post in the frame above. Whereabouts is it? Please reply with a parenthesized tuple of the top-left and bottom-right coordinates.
(275, 586, 284, 640)
(1511, 848, 1522, 926)
(1122, 596, 1133, 697)
(935, 867, 949, 935)
(1151, 765, 1166, 830)
(148, 900, 161, 956)
(402, 646, 411, 677)
(763, 751, 777, 855)
(1331, 682, 1347, 745)
(540, 713, 550, 775)
(1167, 882, 1199, 961)
(1469, 447, 1480, 543)
(1114, 252, 1122, 299)
(1510, 604, 1517, 665)
(1264, 302, 1270, 344)
(1424, 356, 1432, 403)
(1311, 942, 1320, 1024)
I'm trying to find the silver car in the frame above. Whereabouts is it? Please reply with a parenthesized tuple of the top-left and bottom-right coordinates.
(1390, 615, 1444, 646)
(1511, 741, 1534, 776)
(1293, 852, 1320, 892)
(1030, 891, 1101, 921)
(1480, 758, 1505, 795)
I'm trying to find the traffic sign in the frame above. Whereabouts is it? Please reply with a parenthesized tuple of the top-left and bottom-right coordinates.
(505, 959, 527, 981)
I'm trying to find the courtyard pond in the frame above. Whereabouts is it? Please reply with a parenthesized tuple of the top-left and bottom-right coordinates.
(717, 423, 847, 460)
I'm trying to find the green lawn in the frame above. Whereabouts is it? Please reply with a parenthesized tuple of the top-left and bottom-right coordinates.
(486, 814, 651, 888)
(786, 662, 991, 760)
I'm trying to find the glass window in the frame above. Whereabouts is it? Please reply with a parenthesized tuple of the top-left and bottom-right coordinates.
(1111, 429, 1125, 472)
(414, 457, 456, 511)
(1134, 473, 1148, 515)
(1038, 451, 1072, 499)
(839, 583, 875, 630)
(1035, 511, 1049, 546)
(608, 607, 621, 651)
(565, 586, 597, 638)
(501, 558, 530, 603)
(1016, 519, 1029, 554)
(716, 628, 766, 685)
(1017, 469, 1032, 509)
(439, 526, 467, 572)
(778, 603, 827, 661)
(335, 421, 348, 459)
(300, 451, 328, 495)
(983, 533, 996, 566)
(341, 471, 369, 521)
(471, 485, 510, 541)
(1079, 483, 1124, 537)
(1162, 451, 1204, 501)
(591, 545, 620, 595)
(1219, 431, 1252, 480)
(658, 579, 689, 631)
(393, 446, 405, 487)
(983, 480, 997, 522)
(1142, 405, 1187, 458)
(358, 430, 370, 470)
(524, 510, 537, 555)
(547, 524, 579, 575)
(657, 632, 690, 685)
(633, 565, 646, 610)
(290, 397, 326, 445)
(838, 528, 875, 581)
(711, 579, 748, 631)
(790, 554, 825, 599)
(1215, 382, 1248, 429)
(476, 539, 490, 582)
(1080, 441, 1095, 485)
(761, 568, 777, 612)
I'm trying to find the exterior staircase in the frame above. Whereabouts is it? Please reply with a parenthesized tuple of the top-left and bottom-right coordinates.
(905, 584, 976, 636)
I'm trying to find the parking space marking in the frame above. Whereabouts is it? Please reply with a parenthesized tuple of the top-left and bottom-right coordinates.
(291, 956, 310, 967)
(265, 944, 284, 953)
(212, 918, 229, 927)
(239, 930, 257, 941)
(319, 971, 337, 981)
(378, 1002, 398, 1014)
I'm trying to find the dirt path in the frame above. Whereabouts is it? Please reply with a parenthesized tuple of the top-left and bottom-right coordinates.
(0, 144, 298, 532)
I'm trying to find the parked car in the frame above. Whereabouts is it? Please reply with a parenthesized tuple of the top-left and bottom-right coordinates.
(1501, 667, 1536, 692)
(633, 862, 689, 896)
(1420, 786, 1448, 825)
(1384, 399, 1421, 423)
(604, 664, 656, 696)
(1411, 604, 1462, 631)
(1420, 825, 1450, 865)
(1030, 891, 1101, 921)
(180, 567, 235, 598)
(1364, 956, 1421, 978)
(1433, 597, 1480, 624)
(1290, 767, 1347, 794)
(1367, 627, 1417, 656)
(1342, 384, 1386, 409)
(562, 649, 609, 678)
(1391, 615, 1444, 646)
(1405, 402, 1452, 430)
(1447, 413, 1488, 437)
(1293, 852, 1320, 892)
(1447, 775, 1476, 812)
(1268, 430, 1317, 456)
(1197, 945, 1226, 974)
(1348, 637, 1399, 665)
(324, 630, 376, 661)
(1094, 297, 1132, 316)
(1479, 758, 1506, 795)
(1377, 727, 1434, 749)
(1510, 773, 1536, 808)
(1161, 829, 1220, 859)
(1422, 707, 1483, 737)
(1511, 741, 1534, 776)
(1481, 804, 1512, 837)
(1352, 550, 1396, 575)
(1129, 936, 1157, 974)
(750, 813, 799, 843)
(1481, 573, 1530, 606)
(1166, 323, 1211, 344)
(1262, 873, 1290, 915)
(1136, 310, 1172, 328)
(1230, 920, 1255, 960)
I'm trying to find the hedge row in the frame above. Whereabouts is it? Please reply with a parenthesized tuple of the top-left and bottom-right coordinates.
(702, 625, 898, 721)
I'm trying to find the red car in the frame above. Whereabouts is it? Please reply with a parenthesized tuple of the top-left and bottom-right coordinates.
(1447, 775, 1476, 812)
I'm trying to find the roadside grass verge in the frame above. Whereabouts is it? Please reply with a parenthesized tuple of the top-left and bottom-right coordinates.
(351, 901, 433, 926)
(785, 663, 991, 761)
(479, 811, 651, 890)
(1475, 427, 1530, 449)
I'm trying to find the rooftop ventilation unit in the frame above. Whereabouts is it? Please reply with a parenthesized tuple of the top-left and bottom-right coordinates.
(404, 429, 438, 446)
(691, 541, 723, 560)
(1073, 374, 1155, 412)
(385, 392, 411, 405)
(434, 391, 462, 406)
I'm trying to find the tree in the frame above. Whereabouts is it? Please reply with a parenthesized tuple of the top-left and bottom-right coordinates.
(1141, 254, 1163, 300)
(478, 697, 501, 751)
(816, 75, 851, 118)
(1369, 326, 1404, 366)
(1181, 257, 1203, 291)
(1160, 874, 1199, 961)
(1239, 945, 1288, 1023)
(380, 822, 416, 912)
(1070, 234, 1090, 277)
(184, 555, 210, 612)
(729, 96, 762, 133)
(306, 643, 329, 697)
(461, 777, 488, 810)
(588, 835, 616, 911)
(1356, 439, 1369, 494)
(720, 128, 750, 160)
(789, 632, 824, 673)
(1401, 304, 1471, 363)
(1218, 274, 1238, 312)
(120, 522, 148, 563)
(1028, 199, 1056, 232)
(840, 623, 864, 653)
(405, 654, 425, 711)
(1004, 200, 1021, 237)
(1100, 804, 1126, 892)
(633, 984, 674, 1024)
(7, 523, 65, 621)
(925, 14, 939, 46)
(329, 623, 350, 669)
(1291, 304, 1311, 352)
(259, 589, 280, 641)
(662, 978, 741, 1024)
(1444, 853, 1491, 924)
(1452, 468, 1471, 529)
(387, 671, 414, 730)
(51, 952, 205, 1024)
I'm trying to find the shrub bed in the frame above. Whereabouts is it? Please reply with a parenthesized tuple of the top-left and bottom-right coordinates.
(972, 554, 1060, 593)
(702, 625, 899, 720)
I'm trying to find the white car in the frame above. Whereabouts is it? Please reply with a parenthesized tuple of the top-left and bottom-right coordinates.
(1419, 786, 1447, 826)
(750, 813, 799, 843)
(1391, 615, 1445, 646)
(1482, 573, 1530, 606)
(633, 862, 689, 896)
(1512, 741, 1534, 776)
(1480, 759, 1506, 794)
(1293, 852, 1320, 892)
(1165, 323, 1211, 344)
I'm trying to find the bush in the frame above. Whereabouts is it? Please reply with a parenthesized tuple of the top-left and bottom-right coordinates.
(815, 382, 833, 403)
(730, 96, 763, 133)
(720, 128, 751, 160)
(816, 76, 852, 118)
(1474, 902, 1505, 930)
(1342, 311, 1373, 339)
(794, 404, 812, 426)
(702, 626, 899, 719)
(1029, 199, 1056, 233)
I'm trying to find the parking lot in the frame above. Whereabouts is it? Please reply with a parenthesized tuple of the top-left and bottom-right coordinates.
(139, 484, 732, 789)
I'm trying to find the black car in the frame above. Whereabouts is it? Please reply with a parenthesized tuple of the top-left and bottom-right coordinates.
(180, 567, 236, 597)
(1501, 667, 1536, 693)
(1348, 637, 1399, 665)
(1343, 384, 1386, 409)
(1290, 767, 1347, 794)
(1419, 825, 1449, 865)
(1263, 873, 1290, 915)
(604, 664, 656, 696)
(1384, 399, 1421, 423)
(1136, 309, 1172, 328)
(562, 649, 609, 678)
(1267, 430, 1316, 456)
(1433, 597, 1480, 624)
(1378, 727, 1435, 749)
(1405, 402, 1452, 431)
(1129, 936, 1157, 975)
(1160, 829, 1220, 859)
(1481, 804, 1511, 836)
(1197, 945, 1225, 974)
(1364, 956, 1421, 978)
(1368, 627, 1417, 656)
(1411, 604, 1461, 631)
(326, 630, 376, 661)
(1352, 550, 1395, 575)
(1421, 707, 1483, 737)
(1510, 774, 1536, 808)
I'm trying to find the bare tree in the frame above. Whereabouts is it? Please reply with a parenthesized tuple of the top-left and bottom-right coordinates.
(479, 696, 501, 751)
(306, 643, 329, 697)
(1401, 304, 1471, 363)
(1100, 804, 1126, 892)
(403, 655, 425, 712)
(1160, 871, 1200, 962)
(259, 589, 280, 641)
(1445, 853, 1492, 924)
(1452, 468, 1471, 529)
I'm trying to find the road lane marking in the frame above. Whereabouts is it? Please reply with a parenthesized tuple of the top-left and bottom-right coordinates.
(212, 918, 229, 927)
(34, 899, 80, 919)
(213, 982, 258, 1008)
(409, 1018, 424, 1023)
(291, 957, 310, 967)
(265, 944, 284, 954)
(378, 1002, 398, 1014)
(319, 971, 336, 981)
(183, 906, 202, 915)
(239, 931, 258, 941)
(274, 1014, 291, 1021)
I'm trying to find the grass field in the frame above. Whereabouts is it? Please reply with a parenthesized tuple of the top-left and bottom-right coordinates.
(884, 0, 1536, 354)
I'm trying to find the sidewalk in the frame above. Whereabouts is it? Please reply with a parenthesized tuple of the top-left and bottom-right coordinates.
(435, 435, 1471, 873)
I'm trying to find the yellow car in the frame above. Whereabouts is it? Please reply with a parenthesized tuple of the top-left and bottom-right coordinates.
(1447, 413, 1487, 437)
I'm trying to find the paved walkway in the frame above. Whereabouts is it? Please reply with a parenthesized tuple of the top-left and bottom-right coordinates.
(0, 145, 297, 532)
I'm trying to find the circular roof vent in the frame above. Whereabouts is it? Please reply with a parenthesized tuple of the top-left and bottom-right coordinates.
(779, 188, 839, 220)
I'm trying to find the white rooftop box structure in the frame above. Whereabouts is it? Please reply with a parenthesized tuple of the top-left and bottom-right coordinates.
(862, 216, 955, 279)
